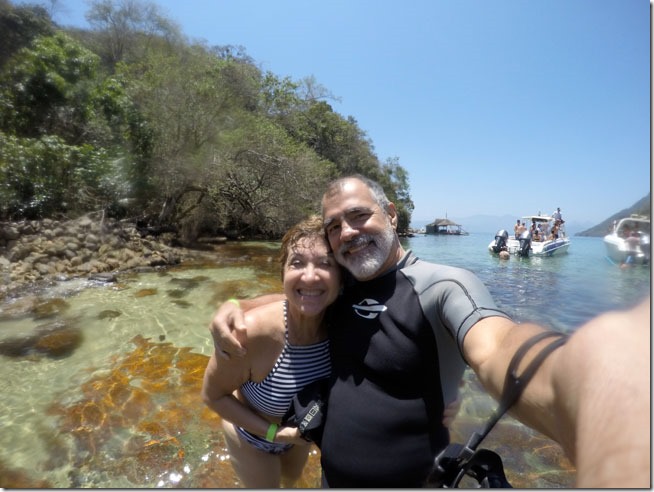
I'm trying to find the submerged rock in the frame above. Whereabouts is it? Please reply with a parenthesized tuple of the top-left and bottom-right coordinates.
(0, 320, 83, 359)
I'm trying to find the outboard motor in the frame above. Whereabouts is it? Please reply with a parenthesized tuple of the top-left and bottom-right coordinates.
(518, 230, 531, 257)
(491, 230, 509, 253)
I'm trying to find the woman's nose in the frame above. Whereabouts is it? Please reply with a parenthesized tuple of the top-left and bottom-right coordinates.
(302, 264, 318, 280)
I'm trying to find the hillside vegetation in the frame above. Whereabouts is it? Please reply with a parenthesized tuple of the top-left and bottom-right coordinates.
(576, 194, 651, 237)
(0, 0, 413, 240)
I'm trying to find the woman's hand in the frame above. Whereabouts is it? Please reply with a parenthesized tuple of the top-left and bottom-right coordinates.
(274, 425, 312, 446)
(443, 391, 462, 428)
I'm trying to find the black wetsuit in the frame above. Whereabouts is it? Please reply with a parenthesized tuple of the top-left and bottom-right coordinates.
(321, 251, 510, 487)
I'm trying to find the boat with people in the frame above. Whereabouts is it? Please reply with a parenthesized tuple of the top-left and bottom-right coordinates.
(488, 214, 571, 257)
(603, 215, 650, 265)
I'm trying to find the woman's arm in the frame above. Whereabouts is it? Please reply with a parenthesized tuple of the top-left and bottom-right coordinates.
(201, 352, 274, 436)
(202, 304, 306, 445)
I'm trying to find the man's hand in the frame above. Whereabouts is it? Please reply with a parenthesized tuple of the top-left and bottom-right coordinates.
(208, 294, 285, 359)
(209, 300, 247, 359)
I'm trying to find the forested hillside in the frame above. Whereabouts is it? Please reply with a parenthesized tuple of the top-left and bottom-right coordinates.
(576, 193, 651, 237)
(0, 0, 414, 240)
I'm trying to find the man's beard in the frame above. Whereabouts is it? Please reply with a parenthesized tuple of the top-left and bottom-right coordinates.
(336, 226, 396, 280)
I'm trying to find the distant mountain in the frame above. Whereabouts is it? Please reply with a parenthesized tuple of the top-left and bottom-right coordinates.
(576, 194, 651, 237)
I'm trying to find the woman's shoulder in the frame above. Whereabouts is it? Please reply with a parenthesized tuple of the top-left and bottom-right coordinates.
(244, 300, 285, 341)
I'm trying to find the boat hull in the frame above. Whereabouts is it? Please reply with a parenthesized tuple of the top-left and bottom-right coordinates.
(603, 216, 651, 265)
(603, 235, 649, 264)
(488, 237, 570, 257)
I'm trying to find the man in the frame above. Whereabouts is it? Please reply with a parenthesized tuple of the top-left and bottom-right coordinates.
(210, 175, 650, 487)
(553, 207, 564, 225)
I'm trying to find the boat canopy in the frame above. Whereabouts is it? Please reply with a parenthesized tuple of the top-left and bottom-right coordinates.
(522, 215, 554, 223)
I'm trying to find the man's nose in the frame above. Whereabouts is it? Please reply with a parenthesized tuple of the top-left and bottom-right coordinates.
(339, 218, 358, 241)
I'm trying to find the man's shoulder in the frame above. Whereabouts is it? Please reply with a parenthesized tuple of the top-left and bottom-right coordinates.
(403, 256, 475, 276)
(401, 257, 482, 290)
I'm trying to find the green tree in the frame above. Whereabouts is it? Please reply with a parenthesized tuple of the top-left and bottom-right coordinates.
(0, 31, 100, 140)
(84, 0, 182, 67)
(208, 113, 334, 238)
(0, 30, 151, 219)
(380, 157, 413, 233)
(0, 0, 54, 68)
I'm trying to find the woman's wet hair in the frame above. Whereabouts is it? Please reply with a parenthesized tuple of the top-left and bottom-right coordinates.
(278, 215, 328, 279)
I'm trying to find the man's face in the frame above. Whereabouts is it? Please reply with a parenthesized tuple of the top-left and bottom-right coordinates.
(322, 179, 398, 281)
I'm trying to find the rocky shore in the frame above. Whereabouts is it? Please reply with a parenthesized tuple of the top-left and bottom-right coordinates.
(0, 214, 188, 300)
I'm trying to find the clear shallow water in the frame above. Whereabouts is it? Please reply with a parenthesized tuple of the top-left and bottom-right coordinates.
(0, 234, 648, 488)
(405, 233, 650, 331)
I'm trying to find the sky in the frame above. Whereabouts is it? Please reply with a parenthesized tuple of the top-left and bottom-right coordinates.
(35, 0, 652, 225)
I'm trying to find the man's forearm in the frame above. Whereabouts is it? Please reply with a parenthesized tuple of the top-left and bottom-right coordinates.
(551, 298, 650, 487)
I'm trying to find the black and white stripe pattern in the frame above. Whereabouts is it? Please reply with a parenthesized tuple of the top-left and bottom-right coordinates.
(240, 302, 331, 417)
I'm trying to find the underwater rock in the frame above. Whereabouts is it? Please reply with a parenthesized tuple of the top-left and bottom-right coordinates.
(98, 310, 122, 320)
(32, 298, 70, 319)
(0, 320, 82, 359)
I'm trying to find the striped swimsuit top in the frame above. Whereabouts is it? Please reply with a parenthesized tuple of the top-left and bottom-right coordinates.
(240, 301, 331, 417)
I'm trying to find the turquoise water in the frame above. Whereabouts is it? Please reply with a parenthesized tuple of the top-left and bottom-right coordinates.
(0, 234, 649, 487)
(403, 233, 650, 333)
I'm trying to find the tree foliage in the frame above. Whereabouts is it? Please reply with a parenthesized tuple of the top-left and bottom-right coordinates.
(0, 0, 414, 237)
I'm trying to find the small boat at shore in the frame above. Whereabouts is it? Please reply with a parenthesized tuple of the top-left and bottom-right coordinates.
(488, 214, 570, 257)
(603, 215, 650, 265)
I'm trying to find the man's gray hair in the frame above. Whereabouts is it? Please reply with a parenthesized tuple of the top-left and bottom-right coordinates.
(322, 174, 391, 212)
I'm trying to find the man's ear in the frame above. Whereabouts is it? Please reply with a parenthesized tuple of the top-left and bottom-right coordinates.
(387, 203, 398, 230)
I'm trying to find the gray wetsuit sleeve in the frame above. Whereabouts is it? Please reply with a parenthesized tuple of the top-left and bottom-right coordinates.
(402, 258, 511, 403)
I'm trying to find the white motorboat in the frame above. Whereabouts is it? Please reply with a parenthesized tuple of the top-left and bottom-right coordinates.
(603, 215, 650, 265)
(489, 214, 571, 257)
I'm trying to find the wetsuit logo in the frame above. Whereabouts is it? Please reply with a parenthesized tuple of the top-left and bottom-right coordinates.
(352, 298, 388, 319)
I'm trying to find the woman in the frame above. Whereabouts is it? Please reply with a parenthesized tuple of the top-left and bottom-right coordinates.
(201, 216, 341, 487)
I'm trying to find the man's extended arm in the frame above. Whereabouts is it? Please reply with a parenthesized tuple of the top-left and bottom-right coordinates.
(463, 297, 650, 487)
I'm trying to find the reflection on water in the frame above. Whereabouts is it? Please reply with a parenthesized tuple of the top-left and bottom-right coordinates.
(1, 236, 647, 487)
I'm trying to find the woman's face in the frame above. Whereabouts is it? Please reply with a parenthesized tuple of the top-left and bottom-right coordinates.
(283, 235, 341, 317)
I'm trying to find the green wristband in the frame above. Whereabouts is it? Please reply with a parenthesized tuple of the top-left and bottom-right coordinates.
(265, 423, 278, 442)
(227, 298, 240, 308)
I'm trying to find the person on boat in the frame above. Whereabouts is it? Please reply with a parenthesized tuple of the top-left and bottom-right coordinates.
(549, 222, 560, 240)
(209, 175, 649, 487)
(514, 219, 521, 239)
(531, 222, 542, 241)
(552, 207, 564, 225)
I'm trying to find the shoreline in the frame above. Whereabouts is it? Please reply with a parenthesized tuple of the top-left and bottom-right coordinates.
(0, 214, 229, 302)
